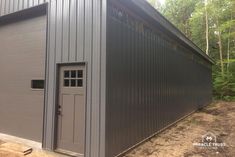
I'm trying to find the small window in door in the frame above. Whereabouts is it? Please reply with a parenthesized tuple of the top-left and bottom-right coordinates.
(77, 79, 83, 87)
(63, 70, 83, 87)
(64, 79, 70, 87)
(71, 71, 76, 78)
(64, 71, 70, 78)
(71, 79, 76, 87)
(31, 80, 45, 89)
(77, 70, 83, 78)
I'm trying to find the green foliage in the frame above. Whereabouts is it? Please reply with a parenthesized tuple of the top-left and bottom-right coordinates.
(161, 0, 199, 38)
(213, 63, 235, 101)
(148, 0, 235, 101)
(189, 1, 207, 51)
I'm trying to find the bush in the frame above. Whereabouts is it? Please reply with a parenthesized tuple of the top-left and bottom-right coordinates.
(213, 63, 235, 101)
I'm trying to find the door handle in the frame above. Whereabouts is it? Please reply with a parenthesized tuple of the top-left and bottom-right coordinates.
(57, 110, 62, 115)
(57, 105, 62, 116)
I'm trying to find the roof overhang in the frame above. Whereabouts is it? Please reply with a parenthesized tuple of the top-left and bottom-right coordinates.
(112, 0, 215, 64)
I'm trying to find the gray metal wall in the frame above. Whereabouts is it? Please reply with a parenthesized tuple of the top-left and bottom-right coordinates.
(0, 1, 106, 157)
(106, 1, 212, 157)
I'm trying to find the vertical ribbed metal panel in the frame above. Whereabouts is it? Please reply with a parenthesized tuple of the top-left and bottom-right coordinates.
(76, 0, 85, 61)
(33, 0, 39, 6)
(9, 0, 14, 13)
(69, 0, 77, 62)
(106, 2, 212, 157)
(18, 0, 23, 11)
(55, 0, 62, 62)
(84, 0, 93, 156)
(0, 0, 107, 157)
(62, 0, 69, 62)
(13, 0, 18, 12)
(0, 0, 2, 16)
(23, 0, 28, 9)
(44, 0, 56, 151)
(5, 0, 9, 14)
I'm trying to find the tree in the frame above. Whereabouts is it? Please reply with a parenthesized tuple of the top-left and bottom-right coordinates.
(147, 0, 235, 100)
(205, 0, 209, 55)
(160, 0, 199, 38)
(189, 1, 207, 51)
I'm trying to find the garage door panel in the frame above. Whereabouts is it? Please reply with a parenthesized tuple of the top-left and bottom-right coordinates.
(0, 17, 46, 37)
(0, 15, 46, 142)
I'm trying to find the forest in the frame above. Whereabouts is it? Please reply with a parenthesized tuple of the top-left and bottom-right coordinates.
(148, 0, 235, 101)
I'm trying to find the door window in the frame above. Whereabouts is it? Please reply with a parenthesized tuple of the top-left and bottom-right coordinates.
(63, 70, 83, 87)
(31, 80, 45, 89)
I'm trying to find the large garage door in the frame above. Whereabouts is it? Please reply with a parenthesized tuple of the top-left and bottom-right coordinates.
(0, 15, 46, 142)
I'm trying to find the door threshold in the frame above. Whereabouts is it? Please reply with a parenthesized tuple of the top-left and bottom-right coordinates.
(55, 148, 83, 157)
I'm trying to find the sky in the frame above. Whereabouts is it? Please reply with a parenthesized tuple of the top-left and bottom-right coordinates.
(147, 0, 166, 7)
(158, 0, 166, 5)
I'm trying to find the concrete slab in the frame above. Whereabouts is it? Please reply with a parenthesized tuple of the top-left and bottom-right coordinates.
(0, 133, 68, 157)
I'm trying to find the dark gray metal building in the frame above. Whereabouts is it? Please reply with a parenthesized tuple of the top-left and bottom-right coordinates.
(0, 0, 213, 157)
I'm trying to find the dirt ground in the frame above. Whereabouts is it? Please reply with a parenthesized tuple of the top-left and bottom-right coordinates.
(0, 101, 234, 157)
(124, 101, 235, 157)
(0, 141, 65, 157)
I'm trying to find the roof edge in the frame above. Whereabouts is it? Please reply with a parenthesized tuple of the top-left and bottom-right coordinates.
(115, 0, 215, 64)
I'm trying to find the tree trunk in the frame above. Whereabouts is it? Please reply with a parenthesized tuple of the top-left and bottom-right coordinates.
(227, 11, 233, 71)
(216, 18, 224, 76)
(205, 0, 209, 55)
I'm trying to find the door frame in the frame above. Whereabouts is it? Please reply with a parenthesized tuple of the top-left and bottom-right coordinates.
(54, 62, 88, 156)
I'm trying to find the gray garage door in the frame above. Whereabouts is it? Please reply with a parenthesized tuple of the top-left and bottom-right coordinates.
(0, 15, 46, 142)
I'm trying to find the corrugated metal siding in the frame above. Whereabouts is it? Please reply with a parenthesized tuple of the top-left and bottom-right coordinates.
(0, 1, 107, 157)
(106, 3, 212, 157)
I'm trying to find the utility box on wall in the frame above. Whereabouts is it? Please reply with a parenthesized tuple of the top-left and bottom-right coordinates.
(0, 0, 213, 157)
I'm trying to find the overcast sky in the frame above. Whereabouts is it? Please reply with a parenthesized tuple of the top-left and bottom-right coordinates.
(159, 0, 165, 4)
